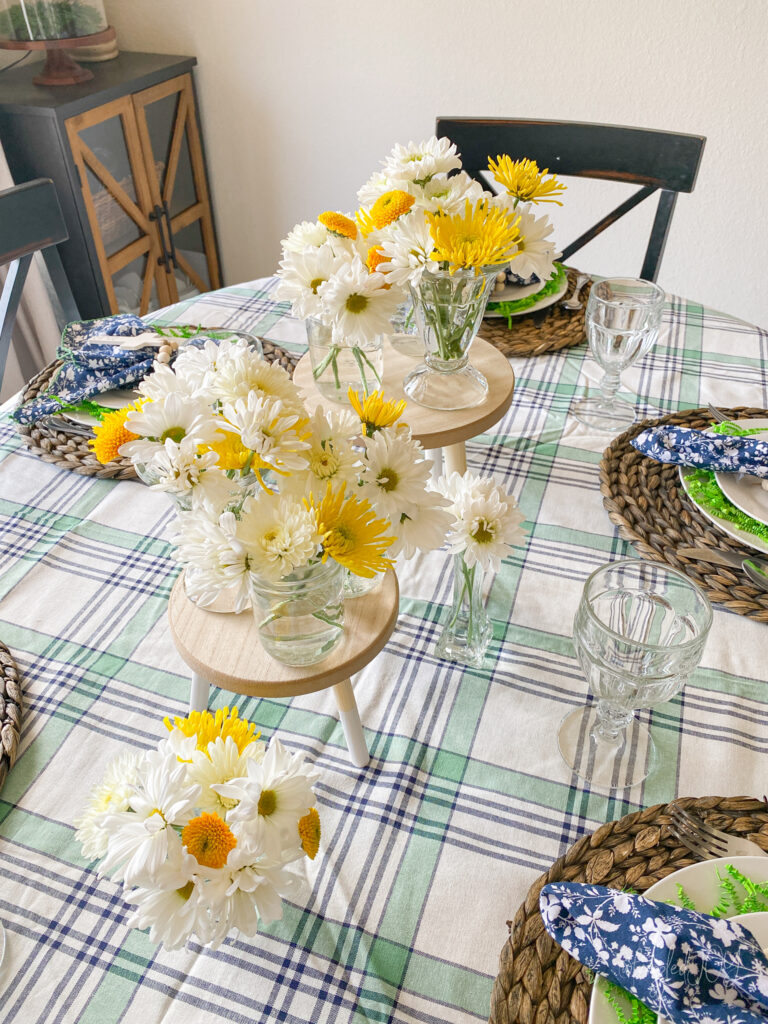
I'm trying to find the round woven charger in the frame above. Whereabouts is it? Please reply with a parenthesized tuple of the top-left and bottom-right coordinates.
(0, 642, 22, 793)
(489, 795, 768, 1024)
(599, 406, 768, 622)
(482, 267, 593, 358)
(15, 339, 301, 482)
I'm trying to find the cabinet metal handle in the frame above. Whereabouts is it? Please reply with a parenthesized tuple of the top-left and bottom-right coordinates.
(150, 203, 173, 272)
(160, 200, 178, 270)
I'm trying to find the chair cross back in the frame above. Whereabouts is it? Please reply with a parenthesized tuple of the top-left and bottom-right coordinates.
(0, 178, 75, 391)
(436, 118, 706, 281)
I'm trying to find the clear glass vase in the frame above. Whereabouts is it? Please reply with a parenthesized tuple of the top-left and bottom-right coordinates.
(404, 265, 499, 411)
(0, 0, 107, 41)
(306, 318, 383, 405)
(435, 553, 492, 667)
(250, 559, 345, 666)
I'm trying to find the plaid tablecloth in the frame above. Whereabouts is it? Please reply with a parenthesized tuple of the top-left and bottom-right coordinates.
(1, 278, 767, 1023)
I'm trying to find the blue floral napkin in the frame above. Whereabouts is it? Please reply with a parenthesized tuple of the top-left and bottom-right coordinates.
(631, 425, 768, 478)
(540, 882, 768, 1023)
(11, 314, 161, 425)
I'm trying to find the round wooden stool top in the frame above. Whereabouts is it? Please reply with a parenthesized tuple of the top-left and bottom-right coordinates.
(168, 568, 400, 698)
(293, 336, 515, 451)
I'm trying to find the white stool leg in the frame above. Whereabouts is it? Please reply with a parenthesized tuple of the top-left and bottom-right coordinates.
(444, 441, 467, 475)
(430, 447, 444, 484)
(333, 677, 369, 768)
(190, 672, 210, 712)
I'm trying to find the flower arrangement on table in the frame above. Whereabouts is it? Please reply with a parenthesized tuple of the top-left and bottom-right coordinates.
(74, 707, 320, 950)
(276, 135, 566, 410)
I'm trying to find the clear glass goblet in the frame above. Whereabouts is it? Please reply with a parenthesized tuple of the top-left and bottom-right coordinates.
(558, 559, 712, 790)
(572, 277, 665, 432)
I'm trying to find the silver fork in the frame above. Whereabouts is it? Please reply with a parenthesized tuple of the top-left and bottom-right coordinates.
(706, 404, 730, 423)
(560, 273, 590, 311)
(668, 805, 768, 860)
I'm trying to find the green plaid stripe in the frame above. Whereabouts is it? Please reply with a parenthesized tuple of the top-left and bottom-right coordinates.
(0, 278, 767, 1022)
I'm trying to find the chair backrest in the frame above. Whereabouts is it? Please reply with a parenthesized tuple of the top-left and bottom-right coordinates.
(435, 118, 706, 281)
(0, 178, 78, 391)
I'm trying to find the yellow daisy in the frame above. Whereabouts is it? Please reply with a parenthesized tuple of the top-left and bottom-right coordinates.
(487, 155, 567, 206)
(370, 189, 415, 229)
(182, 812, 237, 869)
(89, 406, 139, 464)
(427, 199, 521, 273)
(298, 807, 321, 859)
(203, 428, 252, 471)
(347, 388, 407, 437)
(164, 706, 261, 756)
(311, 483, 394, 578)
(318, 210, 358, 240)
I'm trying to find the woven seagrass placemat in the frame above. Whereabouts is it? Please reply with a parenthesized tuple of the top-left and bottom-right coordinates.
(599, 406, 768, 622)
(0, 642, 22, 793)
(14, 339, 301, 481)
(482, 267, 592, 358)
(489, 795, 768, 1024)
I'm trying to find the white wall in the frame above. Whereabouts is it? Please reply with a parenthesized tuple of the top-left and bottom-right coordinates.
(102, 0, 768, 326)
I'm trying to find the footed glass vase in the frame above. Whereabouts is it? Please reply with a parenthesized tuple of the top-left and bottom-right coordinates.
(435, 553, 492, 667)
(306, 318, 383, 404)
(404, 265, 499, 410)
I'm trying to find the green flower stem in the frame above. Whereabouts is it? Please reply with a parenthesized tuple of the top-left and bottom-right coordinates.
(312, 343, 340, 381)
(311, 610, 344, 629)
(351, 345, 369, 396)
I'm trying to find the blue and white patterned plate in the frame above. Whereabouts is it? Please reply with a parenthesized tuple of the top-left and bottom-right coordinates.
(589, 857, 768, 1024)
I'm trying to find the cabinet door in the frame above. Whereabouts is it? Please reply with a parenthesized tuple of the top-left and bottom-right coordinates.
(65, 97, 172, 316)
(132, 74, 221, 305)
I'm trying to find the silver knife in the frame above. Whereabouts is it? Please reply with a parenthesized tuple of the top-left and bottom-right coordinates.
(677, 546, 745, 569)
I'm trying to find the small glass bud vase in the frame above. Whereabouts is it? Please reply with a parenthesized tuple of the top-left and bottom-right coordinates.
(435, 553, 492, 667)
(404, 265, 500, 411)
(306, 318, 383, 404)
(250, 559, 345, 667)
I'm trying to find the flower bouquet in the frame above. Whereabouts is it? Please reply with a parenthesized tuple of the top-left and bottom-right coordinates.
(75, 707, 320, 950)
(277, 135, 565, 410)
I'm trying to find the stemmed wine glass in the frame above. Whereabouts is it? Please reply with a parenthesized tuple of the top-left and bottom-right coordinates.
(572, 278, 665, 432)
(558, 559, 712, 790)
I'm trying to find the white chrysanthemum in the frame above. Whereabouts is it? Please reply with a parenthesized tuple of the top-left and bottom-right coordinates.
(500, 202, 559, 282)
(276, 245, 346, 320)
(99, 749, 201, 888)
(188, 736, 267, 817)
(213, 738, 318, 859)
(282, 406, 361, 498)
(440, 471, 526, 572)
(171, 338, 245, 397)
(136, 361, 195, 402)
(204, 346, 303, 411)
(378, 211, 435, 287)
(74, 750, 143, 861)
(383, 136, 462, 184)
(121, 393, 219, 464)
(318, 262, 401, 345)
(388, 489, 453, 559)
(281, 219, 330, 254)
(219, 394, 310, 475)
(357, 169, 395, 206)
(186, 467, 246, 516)
(139, 436, 219, 495)
(359, 427, 433, 519)
(408, 171, 489, 215)
(172, 508, 253, 612)
(237, 493, 319, 582)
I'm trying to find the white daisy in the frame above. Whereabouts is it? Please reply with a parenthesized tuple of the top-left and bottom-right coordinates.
(378, 211, 435, 287)
(212, 738, 319, 859)
(318, 262, 401, 345)
(74, 750, 143, 861)
(237, 493, 319, 582)
(276, 245, 346, 320)
(440, 472, 526, 572)
(502, 202, 560, 282)
(281, 219, 330, 254)
(388, 490, 453, 559)
(172, 508, 253, 612)
(383, 136, 462, 184)
(409, 171, 489, 215)
(126, 877, 212, 951)
(219, 394, 310, 475)
(359, 428, 433, 519)
(121, 393, 219, 463)
(357, 169, 395, 206)
(187, 736, 266, 817)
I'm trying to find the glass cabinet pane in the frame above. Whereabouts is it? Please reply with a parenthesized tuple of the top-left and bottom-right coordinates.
(171, 218, 211, 299)
(113, 253, 157, 315)
(140, 89, 199, 217)
(84, 164, 141, 256)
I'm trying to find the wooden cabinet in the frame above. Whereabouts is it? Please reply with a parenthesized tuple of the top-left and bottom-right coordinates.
(0, 52, 221, 319)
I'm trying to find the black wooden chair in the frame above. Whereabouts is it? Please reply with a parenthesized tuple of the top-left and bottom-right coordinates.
(0, 178, 79, 391)
(435, 118, 706, 282)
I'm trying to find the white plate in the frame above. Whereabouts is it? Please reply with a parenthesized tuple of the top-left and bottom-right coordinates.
(63, 386, 141, 428)
(713, 418, 768, 527)
(589, 856, 768, 1024)
(679, 466, 768, 556)
(485, 273, 569, 318)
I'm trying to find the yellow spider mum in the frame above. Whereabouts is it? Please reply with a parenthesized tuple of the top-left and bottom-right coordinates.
(487, 155, 567, 206)
(182, 812, 237, 869)
(89, 406, 139, 465)
(427, 199, 521, 273)
(370, 189, 415, 229)
(163, 706, 261, 756)
(311, 483, 394, 578)
(355, 207, 377, 238)
(203, 429, 252, 471)
(298, 807, 321, 860)
(318, 210, 358, 240)
(347, 388, 407, 437)
(366, 245, 388, 274)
